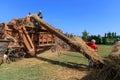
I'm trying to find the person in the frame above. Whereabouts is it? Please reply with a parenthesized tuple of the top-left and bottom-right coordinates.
(86, 39, 98, 68)
(27, 12, 32, 17)
(37, 10, 43, 19)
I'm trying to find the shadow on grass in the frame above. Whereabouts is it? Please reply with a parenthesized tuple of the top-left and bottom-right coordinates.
(35, 56, 88, 71)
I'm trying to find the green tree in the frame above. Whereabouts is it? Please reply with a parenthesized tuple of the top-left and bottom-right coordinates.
(107, 32, 112, 38)
(82, 30, 89, 41)
(97, 34, 102, 44)
(102, 37, 107, 44)
(112, 32, 115, 38)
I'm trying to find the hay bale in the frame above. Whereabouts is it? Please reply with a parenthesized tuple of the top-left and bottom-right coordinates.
(109, 41, 120, 64)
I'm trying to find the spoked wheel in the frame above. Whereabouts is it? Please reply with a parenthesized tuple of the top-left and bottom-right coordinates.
(8, 48, 26, 61)
(50, 45, 63, 56)
(51, 46, 56, 52)
(17, 50, 26, 59)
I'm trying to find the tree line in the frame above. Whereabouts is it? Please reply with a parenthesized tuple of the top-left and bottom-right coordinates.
(81, 30, 120, 45)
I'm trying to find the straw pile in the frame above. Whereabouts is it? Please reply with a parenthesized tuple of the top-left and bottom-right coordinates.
(24, 16, 35, 28)
(82, 61, 120, 80)
(81, 40, 120, 80)
(93, 41, 120, 80)
(108, 41, 120, 64)
(95, 43, 120, 80)
(9, 16, 35, 28)
(96, 41, 120, 80)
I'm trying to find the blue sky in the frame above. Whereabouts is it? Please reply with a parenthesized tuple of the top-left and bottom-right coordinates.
(0, 0, 120, 36)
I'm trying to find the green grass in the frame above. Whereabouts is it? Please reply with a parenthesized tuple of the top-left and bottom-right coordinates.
(51, 44, 113, 65)
(0, 45, 113, 80)
(0, 64, 45, 80)
(52, 52, 88, 65)
(97, 45, 113, 60)
(0, 63, 60, 80)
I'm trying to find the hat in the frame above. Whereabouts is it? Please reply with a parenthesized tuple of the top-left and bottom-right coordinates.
(91, 39, 96, 43)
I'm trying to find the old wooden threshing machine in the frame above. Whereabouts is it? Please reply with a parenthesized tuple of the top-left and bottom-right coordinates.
(0, 14, 105, 67)
(0, 14, 56, 58)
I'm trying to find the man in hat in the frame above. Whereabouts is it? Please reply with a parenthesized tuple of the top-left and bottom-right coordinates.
(86, 39, 98, 68)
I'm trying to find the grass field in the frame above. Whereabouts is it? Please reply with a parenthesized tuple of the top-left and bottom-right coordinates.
(0, 45, 113, 80)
